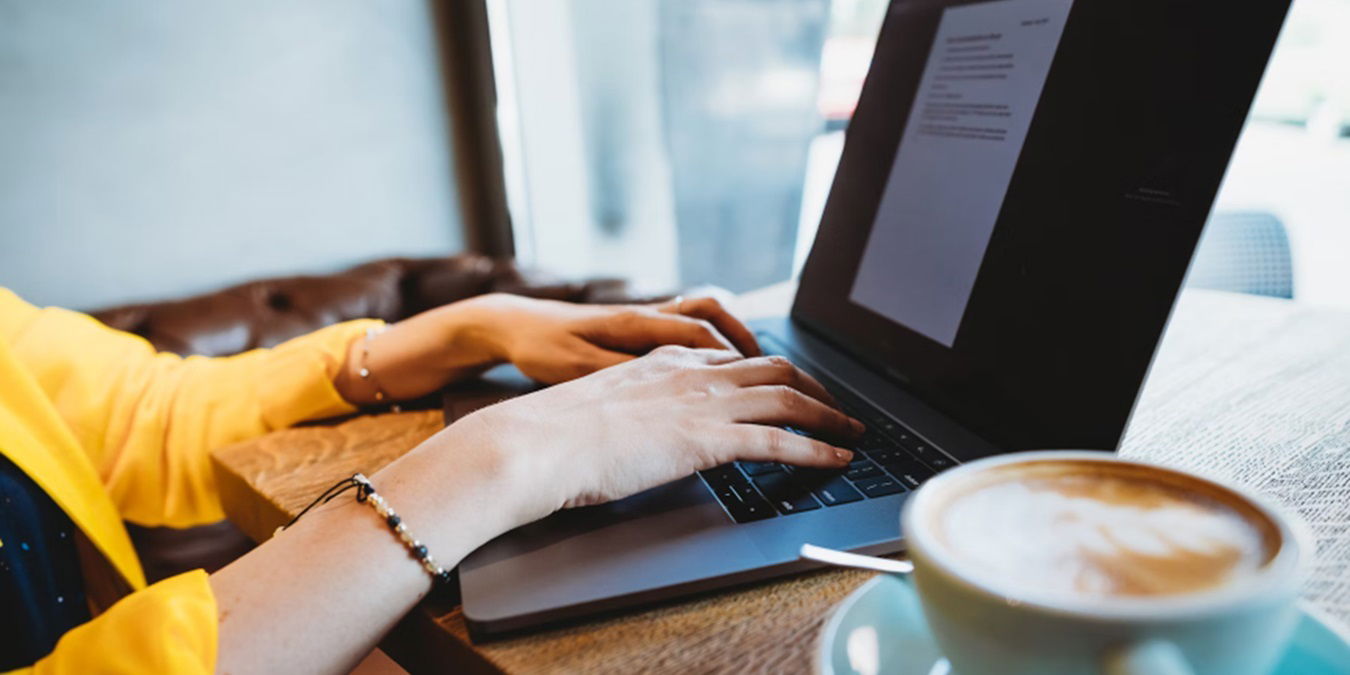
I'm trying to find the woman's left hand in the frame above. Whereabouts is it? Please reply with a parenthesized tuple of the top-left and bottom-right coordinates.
(335, 293, 761, 404)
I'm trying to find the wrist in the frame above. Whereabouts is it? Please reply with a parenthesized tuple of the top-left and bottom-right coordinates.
(334, 328, 382, 406)
(449, 408, 560, 528)
(335, 296, 515, 406)
(371, 411, 543, 553)
(439, 293, 516, 366)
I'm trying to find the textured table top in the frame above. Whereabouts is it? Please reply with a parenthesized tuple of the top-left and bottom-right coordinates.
(213, 286, 1350, 673)
(1115, 291, 1350, 626)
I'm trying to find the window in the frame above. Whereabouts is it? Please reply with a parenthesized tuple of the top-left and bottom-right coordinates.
(1212, 0, 1350, 307)
(489, 0, 1347, 306)
(489, 0, 880, 294)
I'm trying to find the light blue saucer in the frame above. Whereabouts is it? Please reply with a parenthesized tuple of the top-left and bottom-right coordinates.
(816, 574, 1350, 675)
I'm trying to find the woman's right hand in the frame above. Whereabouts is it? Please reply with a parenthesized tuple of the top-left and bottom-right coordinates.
(428, 346, 864, 528)
(212, 346, 862, 674)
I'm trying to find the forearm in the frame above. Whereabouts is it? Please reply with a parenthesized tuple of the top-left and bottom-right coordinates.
(210, 425, 522, 674)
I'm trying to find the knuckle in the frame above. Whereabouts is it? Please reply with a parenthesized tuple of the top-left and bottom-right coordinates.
(691, 318, 718, 340)
(687, 296, 720, 314)
(599, 311, 629, 332)
(653, 343, 688, 358)
(761, 428, 788, 457)
(811, 441, 836, 462)
(706, 379, 735, 398)
(772, 385, 801, 409)
(691, 347, 731, 364)
(830, 408, 850, 428)
(763, 355, 793, 373)
(692, 431, 728, 467)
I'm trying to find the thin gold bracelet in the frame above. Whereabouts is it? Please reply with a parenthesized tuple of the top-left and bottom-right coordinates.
(358, 325, 401, 413)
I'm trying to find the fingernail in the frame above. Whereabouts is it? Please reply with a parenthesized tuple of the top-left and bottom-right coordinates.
(835, 449, 853, 463)
(851, 418, 865, 433)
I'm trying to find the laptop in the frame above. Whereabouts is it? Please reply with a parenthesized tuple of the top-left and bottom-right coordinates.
(454, 0, 1291, 639)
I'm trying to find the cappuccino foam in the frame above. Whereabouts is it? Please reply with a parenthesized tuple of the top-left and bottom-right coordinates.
(932, 461, 1276, 597)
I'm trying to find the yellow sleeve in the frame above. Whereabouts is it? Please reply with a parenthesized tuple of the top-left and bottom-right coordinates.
(0, 289, 381, 527)
(9, 570, 218, 675)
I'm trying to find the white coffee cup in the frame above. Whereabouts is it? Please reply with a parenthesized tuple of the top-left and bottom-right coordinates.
(900, 450, 1312, 675)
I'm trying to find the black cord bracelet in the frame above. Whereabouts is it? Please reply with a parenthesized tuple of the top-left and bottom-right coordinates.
(277, 473, 455, 591)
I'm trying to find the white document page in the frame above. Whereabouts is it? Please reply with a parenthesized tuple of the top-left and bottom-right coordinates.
(849, 0, 1074, 347)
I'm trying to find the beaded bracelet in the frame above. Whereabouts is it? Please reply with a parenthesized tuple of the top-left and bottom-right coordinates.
(276, 473, 453, 590)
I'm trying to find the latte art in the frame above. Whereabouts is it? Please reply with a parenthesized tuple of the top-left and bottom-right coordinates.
(933, 464, 1275, 597)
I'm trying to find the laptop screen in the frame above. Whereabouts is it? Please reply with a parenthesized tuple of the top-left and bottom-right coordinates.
(793, 0, 1289, 451)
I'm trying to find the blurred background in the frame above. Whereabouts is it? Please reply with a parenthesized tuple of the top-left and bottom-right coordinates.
(1, 0, 1345, 310)
(0, 2, 470, 310)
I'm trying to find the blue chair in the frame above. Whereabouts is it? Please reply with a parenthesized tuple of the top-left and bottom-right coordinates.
(1186, 211, 1294, 299)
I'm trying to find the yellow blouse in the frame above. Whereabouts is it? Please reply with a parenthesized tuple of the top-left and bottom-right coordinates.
(0, 288, 379, 673)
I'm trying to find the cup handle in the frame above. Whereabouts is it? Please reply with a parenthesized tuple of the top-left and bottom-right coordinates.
(1103, 640, 1195, 675)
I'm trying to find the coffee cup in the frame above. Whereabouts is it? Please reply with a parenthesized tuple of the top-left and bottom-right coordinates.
(900, 450, 1311, 675)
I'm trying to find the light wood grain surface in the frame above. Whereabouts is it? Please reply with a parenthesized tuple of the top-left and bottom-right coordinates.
(212, 286, 1350, 673)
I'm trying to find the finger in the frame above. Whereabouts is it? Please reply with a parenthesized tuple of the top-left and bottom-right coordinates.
(587, 310, 737, 354)
(659, 296, 761, 357)
(727, 426, 853, 469)
(717, 355, 838, 407)
(731, 385, 864, 440)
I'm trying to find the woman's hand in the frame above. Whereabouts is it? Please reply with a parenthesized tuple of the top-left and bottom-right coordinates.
(468, 294, 761, 383)
(214, 346, 858, 674)
(335, 294, 761, 404)
(387, 346, 863, 529)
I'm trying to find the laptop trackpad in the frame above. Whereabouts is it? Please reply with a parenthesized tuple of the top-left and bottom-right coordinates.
(460, 475, 768, 626)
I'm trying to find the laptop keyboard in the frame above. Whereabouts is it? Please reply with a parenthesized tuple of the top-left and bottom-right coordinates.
(697, 340, 957, 524)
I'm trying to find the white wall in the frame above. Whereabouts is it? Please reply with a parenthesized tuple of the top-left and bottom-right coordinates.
(0, 1, 464, 310)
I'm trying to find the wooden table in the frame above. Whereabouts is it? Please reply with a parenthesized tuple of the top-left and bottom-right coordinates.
(213, 285, 1350, 673)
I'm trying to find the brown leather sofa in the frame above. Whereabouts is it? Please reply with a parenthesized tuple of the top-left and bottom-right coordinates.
(93, 254, 635, 356)
(91, 253, 639, 581)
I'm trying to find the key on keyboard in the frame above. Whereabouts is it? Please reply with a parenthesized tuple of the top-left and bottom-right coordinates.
(752, 471, 823, 515)
(853, 475, 906, 498)
(900, 441, 953, 472)
(862, 448, 904, 465)
(845, 461, 883, 481)
(738, 460, 785, 476)
(811, 475, 863, 506)
(700, 466, 776, 523)
(877, 456, 935, 490)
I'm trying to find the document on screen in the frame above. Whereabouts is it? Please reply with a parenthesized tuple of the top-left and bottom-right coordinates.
(850, 0, 1074, 347)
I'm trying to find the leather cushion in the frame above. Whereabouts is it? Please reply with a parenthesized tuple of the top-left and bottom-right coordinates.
(92, 254, 635, 357)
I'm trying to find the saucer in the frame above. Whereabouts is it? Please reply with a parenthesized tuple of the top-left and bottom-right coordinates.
(816, 574, 1350, 675)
